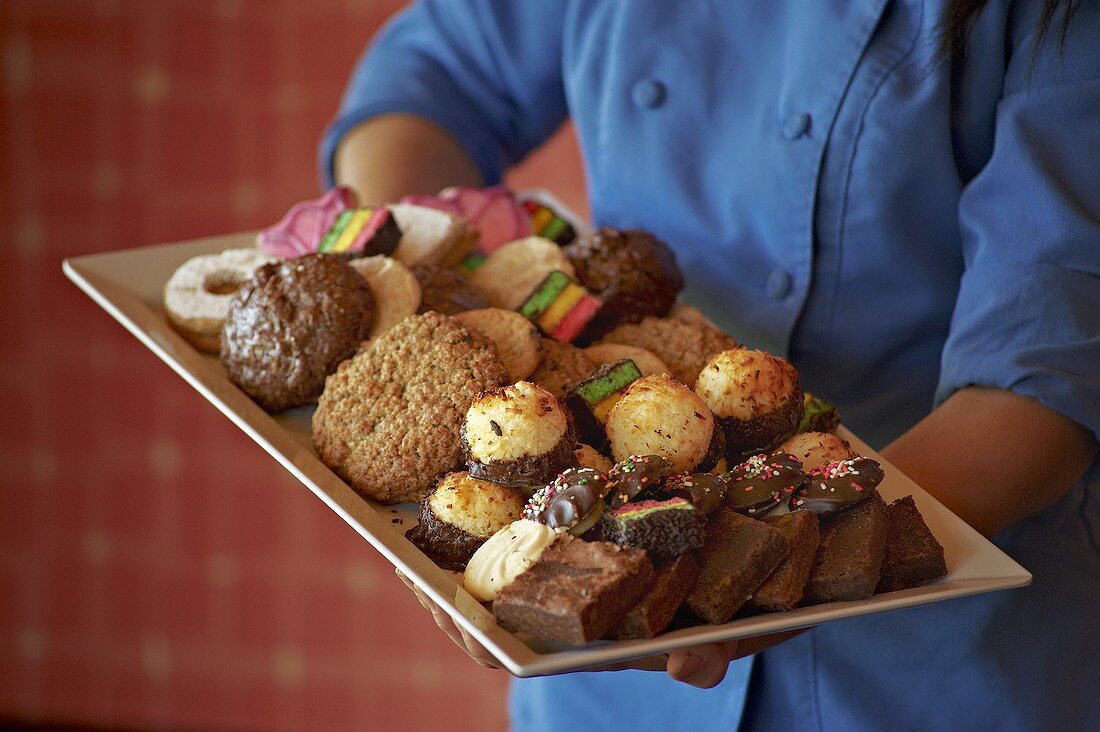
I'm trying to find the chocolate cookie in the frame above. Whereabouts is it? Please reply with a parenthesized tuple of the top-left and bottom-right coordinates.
(724, 453, 808, 516)
(312, 312, 509, 504)
(605, 454, 676, 508)
(412, 263, 490, 315)
(564, 227, 684, 337)
(790, 457, 885, 518)
(221, 253, 375, 413)
(599, 316, 740, 386)
(524, 467, 610, 535)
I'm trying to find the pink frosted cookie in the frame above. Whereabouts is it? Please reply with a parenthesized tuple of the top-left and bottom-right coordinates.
(257, 187, 401, 259)
(402, 186, 533, 255)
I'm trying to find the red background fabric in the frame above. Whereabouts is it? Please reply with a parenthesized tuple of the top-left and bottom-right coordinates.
(0, 1, 586, 728)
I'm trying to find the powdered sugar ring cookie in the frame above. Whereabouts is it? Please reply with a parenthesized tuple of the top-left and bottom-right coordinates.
(163, 248, 274, 352)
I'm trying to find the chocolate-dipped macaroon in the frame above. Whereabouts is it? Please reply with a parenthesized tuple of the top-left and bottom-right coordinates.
(724, 452, 808, 516)
(564, 227, 684, 339)
(695, 347, 804, 462)
(406, 471, 525, 569)
(791, 456, 885, 518)
(462, 381, 579, 490)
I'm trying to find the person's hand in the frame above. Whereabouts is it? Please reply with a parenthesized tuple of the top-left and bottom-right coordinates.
(665, 628, 805, 688)
(396, 569, 804, 682)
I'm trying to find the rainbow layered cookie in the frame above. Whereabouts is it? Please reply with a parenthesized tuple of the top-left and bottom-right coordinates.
(599, 497, 705, 560)
(519, 270, 602, 343)
(317, 207, 402, 256)
(523, 199, 577, 245)
(566, 359, 642, 444)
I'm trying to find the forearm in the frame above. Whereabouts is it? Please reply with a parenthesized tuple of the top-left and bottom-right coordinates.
(333, 113, 484, 204)
(881, 387, 1097, 537)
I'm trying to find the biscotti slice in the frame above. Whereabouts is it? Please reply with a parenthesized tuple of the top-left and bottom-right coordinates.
(804, 494, 887, 604)
(686, 508, 788, 624)
(876, 495, 947, 593)
(493, 534, 654, 645)
(607, 552, 699, 640)
(747, 509, 821, 612)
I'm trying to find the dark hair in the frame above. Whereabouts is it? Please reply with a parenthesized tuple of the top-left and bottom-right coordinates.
(939, 0, 1083, 57)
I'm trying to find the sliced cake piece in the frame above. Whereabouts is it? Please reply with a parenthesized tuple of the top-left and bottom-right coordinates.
(746, 509, 821, 612)
(686, 508, 788, 624)
(599, 497, 705, 560)
(493, 534, 654, 645)
(877, 495, 947, 592)
(607, 553, 699, 640)
(804, 494, 887, 604)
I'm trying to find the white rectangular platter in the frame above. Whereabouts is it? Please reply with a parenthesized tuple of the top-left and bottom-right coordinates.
(63, 225, 1031, 678)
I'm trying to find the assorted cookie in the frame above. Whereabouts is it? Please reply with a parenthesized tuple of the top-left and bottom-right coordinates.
(405, 471, 525, 569)
(312, 312, 509, 504)
(462, 381, 578, 489)
(695, 347, 804, 461)
(164, 186, 949, 651)
(221, 253, 375, 413)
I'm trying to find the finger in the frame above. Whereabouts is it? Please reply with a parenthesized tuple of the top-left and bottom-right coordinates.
(455, 623, 501, 669)
(667, 641, 740, 689)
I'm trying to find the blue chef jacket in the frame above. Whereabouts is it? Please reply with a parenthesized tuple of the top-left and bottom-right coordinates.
(322, 2, 1100, 729)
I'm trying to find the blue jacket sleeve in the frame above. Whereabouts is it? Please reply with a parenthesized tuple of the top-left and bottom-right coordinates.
(936, 0, 1100, 439)
(318, 0, 568, 188)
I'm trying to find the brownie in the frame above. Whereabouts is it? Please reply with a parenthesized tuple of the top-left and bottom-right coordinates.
(746, 509, 821, 612)
(607, 553, 699, 640)
(877, 496, 948, 593)
(492, 535, 655, 645)
(804, 494, 887, 604)
(686, 508, 788, 624)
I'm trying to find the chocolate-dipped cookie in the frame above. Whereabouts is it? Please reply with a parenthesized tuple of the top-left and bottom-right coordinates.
(599, 497, 705, 560)
(405, 472, 525, 569)
(564, 227, 684, 339)
(724, 453, 808, 516)
(695, 348, 804, 462)
(221, 253, 375, 413)
(777, 431, 856, 471)
(462, 381, 579, 490)
(664, 472, 727, 516)
(605, 454, 676, 508)
(790, 456, 885, 518)
(523, 467, 610, 536)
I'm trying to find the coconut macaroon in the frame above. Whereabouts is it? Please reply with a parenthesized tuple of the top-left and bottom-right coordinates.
(605, 374, 716, 473)
(462, 381, 579, 489)
(777, 431, 856, 471)
(695, 348, 803, 461)
(405, 471, 526, 569)
(575, 443, 614, 473)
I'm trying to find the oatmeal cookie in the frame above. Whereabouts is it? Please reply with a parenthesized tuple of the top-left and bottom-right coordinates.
(599, 316, 740, 386)
(312, 312, 509, 503)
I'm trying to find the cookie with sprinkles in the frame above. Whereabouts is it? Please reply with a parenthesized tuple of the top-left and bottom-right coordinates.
(723, 453, 808, 516)
(523, 467, 610, 536)
(664, 472, 727, 515)
(605, 454, 676, 508)
(790, 456, 885, 518)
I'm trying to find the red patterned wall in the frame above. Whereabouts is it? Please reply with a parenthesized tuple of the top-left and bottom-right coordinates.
(0, 1, 587, 729)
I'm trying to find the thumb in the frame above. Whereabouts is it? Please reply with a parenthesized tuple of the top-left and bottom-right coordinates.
(667, 640, 741, 689)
